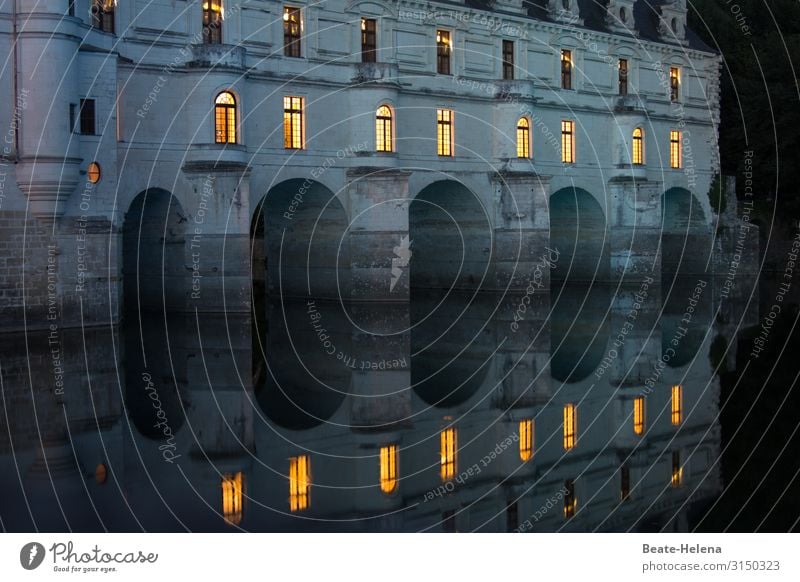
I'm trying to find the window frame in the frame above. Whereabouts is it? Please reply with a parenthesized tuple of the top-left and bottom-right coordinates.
(79, 98, 96, 136)
(618, 58, 628, 96)
(202, 0, 223, 44)
(436, 29, 451, 75)
(91, 0, 115, 34)
(671, 384, 683, 425)
(361, 17, 377, 63)
(563, 479, 577, 518)
(671, 450, 683, 487)
(379, 444, 398, 494)
(375, 104, 394, 153)
(561, 49, 573, 90)
(214, 91, 237, 144)
(283, 6, 302, 58)
(516, 117, 530, 159)
(502, 39, 514, 80)
(632, 127, 644, 166)
(561, 120, 575, 164)
(436, 108, 454, 157)
(283, 96, 305, 150)
(669, 130, 682, 169)
(519, 418, 534, 461)
(440, 427, 457, 482)
(633, 395, 645, 435)
(669, 66, 680, 101)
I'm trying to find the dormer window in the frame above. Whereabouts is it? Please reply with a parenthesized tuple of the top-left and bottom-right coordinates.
(561, 49, 573, 90)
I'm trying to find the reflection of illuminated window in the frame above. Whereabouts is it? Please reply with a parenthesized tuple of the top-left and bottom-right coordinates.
(214, 91, 237, 144)
(563, 479, 576, 518)
(283, 96, 304, 150)
(437, 109, 453, 157)
(633, 395, 645, 435)
(671, 451, 683, 487)
(516, 117, 530, 159)
(222, 472, 243, 525)
(440, 427, 457, 481)
(289, 455, 310, 512)
(620, 465, 630, 501)
(375, 105, 393, 152)
(519, 419, 533, 461)
(671, 384, 683, 425)
(563, 404, 577, 450)
(379, 444, 398, 494)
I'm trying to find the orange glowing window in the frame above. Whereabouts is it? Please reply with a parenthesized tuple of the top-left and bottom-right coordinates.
(671, 384, 683, 425)
(87, 162, 101, 184)
(633, 395, 645, 435)
(670, 130, 682, 168)
(516, 117, 530, 159)
(289, 455, 310, 512)
(519, 419, 533, 461)
(561, 120, 575, 163)
(214, 91, 236, 144)
(563, 403, 577, 450)
(670, 66, 680, 101)
(283, 96, 304, 149)
(376, 105, 393, 152)
(379, 444, 398, 494)
(440, 427, 457, 481)
(437, 109, 453, 156)
(632, 127, 644, 165)
(221, 472, 243, 525)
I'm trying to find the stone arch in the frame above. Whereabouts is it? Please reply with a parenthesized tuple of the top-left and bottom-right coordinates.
(661, 187, 711, 278)
(549, 186, 609, 284)
(250, 178, 351, 299)
(122, 188, 188, 440)
(409, 179, 493, 291)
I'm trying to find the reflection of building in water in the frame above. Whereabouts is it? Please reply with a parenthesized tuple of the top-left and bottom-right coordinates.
(0, 1, 761, 532)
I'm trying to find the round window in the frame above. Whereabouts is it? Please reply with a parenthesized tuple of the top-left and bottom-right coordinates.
(87, 162, 101, 184)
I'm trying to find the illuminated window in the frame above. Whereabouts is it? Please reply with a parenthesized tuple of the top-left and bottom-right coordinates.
(375, 105, 393, 152)
(563, 403, 577, 450)
(289, 455, 310, 512)
(618, 58, 628, 95)
(633, 395, 645, 435)
(91, 0, 115, 34)
(561, 49, 572, 90)
(632, 127, 644, 165)
(502, 40, 514, 80)
(202, 0, 222, 44)
(519, 419, 533, 461)
(671, 384, 683, 425)
(361, 18, 377, 63)
(670, 66, 680, 101)
(379, 444, 398, 494)
(283, 96, 304, 149)
(94, 462, 108, 484)
(214, 91, 237, 144)
(620, 465, 631, 501)
(563, 479, 576, 518)
(283, 6, 302, 57)
(671, 451, 683, 487)
(437, 109, 453, 157)
(436, 30, 451, 75)
(87, 162, 101, 184)
(670, 130, 682, 168)
(221, 472, 243, 525)
(561, 120, 575, 164)
(440, 427, 457, 481)
(516, 117, 530, 159)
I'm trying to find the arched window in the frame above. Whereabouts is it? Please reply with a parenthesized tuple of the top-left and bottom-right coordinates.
(376, 105, 393, 152)
(215, 91, 237, 144)
(632, 127, 644, 165)
(516, 117, 530, 158)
